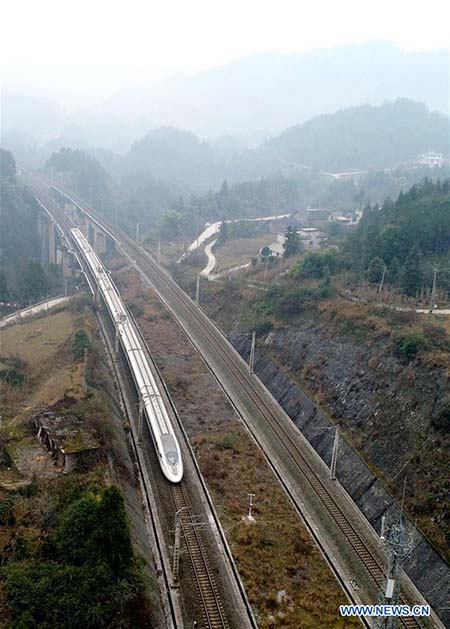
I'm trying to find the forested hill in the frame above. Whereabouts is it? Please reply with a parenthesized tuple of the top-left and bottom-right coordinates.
(104, 100, 448, 188)
(261, 99, 449, 171)
(0, 149, 52, 304)
(345, 178, 450, 295)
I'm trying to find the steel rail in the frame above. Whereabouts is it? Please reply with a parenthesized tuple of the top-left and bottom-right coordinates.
(171, 483, 230, 629)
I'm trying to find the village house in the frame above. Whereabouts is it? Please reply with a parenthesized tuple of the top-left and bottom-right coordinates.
(263, 228, 328, 258)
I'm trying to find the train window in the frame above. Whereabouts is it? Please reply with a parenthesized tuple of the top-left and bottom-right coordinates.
(160, 434, 179, 466)
(166, 451, 178, 466)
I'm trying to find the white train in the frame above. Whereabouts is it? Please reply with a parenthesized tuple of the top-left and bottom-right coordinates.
(70, 228, 183, 483)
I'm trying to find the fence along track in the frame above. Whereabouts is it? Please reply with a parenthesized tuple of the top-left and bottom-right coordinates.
(171, 483, 230, 629)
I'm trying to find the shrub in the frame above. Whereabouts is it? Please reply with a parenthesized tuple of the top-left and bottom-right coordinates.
(2, 561, 127, 628)
(71, 329, 91, 361)
(128, 301, 145, 318)
(215, 434, 238, 451)
(293, 251, 342, 279)
(254, 319, 273, 336)
(0, 356, 25, 387)
(432, 399, 450, 431)
(393, 331, 427, 362)
(1, 486, 144, 628)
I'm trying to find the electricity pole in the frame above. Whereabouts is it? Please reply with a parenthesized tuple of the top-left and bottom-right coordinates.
(376, 482, 413, 629)
(430, 266, 440, 312)
(245, 493, 256, 522)
(195, 275, 200, 305)
(249, 331, 256, 373)
(157, 240, 161, 265)
(136, 222, 140, 243)
(378, 263, 387, 293)
(330, 425, 340, 480)
(173, 506, 189, 586)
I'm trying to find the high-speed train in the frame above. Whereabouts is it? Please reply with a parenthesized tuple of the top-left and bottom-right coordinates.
(70, 227, 183, 483)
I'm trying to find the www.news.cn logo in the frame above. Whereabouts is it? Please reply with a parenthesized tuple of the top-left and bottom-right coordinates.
(340, 604, 430, 618)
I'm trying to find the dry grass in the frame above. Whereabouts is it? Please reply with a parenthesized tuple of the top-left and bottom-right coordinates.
(193, 427, 359, 628)
(0, 310, 74, 369)
(0, 308, 87, 424)
(0, 302, 98, 489)
(110, 260, 360, 627)
(215, 236, 273, 272)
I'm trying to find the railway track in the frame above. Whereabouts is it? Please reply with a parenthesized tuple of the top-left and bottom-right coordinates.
(29, 176, 433, 628)
(171, 483, 230, 629)
(128, 244, 425, 629)
(27, 179, 242, 628)
(126, 310, 251, 629)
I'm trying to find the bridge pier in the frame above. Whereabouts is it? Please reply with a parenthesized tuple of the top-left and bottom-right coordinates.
(56, 247, 75, 278)
(38, 213, 59, 266)
(94, 229, 107, 255)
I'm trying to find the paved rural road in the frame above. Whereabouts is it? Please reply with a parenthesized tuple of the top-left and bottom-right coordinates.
(178, 213, 293, 263)
(0, 296, 69, 328)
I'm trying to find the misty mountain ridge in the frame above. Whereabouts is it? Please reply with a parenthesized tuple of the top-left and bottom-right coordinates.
(3, 41, 449, 151)
(261, 98, 450, 171)
(99, 99, 449, 189)
(101, 41, 449, 138)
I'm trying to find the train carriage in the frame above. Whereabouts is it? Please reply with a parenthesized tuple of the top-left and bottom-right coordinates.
(71, 228, 183, 483)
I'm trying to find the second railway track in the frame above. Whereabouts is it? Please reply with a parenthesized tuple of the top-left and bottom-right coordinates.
(108, 222, 428, 629)
(171, 483, 230, 629)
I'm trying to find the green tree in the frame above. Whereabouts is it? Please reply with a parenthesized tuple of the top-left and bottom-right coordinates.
(0, 270, 8, 301)
(400, 244, 424, 297)
(283, 226, 301, 258)
(56, 486, 133, 578)
(19, 260, 48, 301)
(366, 257, 386, 283)
(217, 219, 228, 244)
(157, 209, 183, 239)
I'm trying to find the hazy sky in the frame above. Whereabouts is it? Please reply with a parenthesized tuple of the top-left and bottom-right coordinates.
(2, 0, 449, 108)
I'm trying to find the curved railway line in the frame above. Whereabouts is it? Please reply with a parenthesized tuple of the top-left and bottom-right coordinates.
(28, 174, 436, 628)
(120, 236, 426, 629)
(28, 178, 254, 629)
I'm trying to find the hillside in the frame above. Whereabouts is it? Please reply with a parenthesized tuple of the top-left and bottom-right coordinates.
(3, 42, 448, 152)
(100, 100, 449, 192)
(345, 178, 450, 294)
(261, 99, 450, 170)
(183, 181, 450, 625)
(0, 149, 57, 305)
